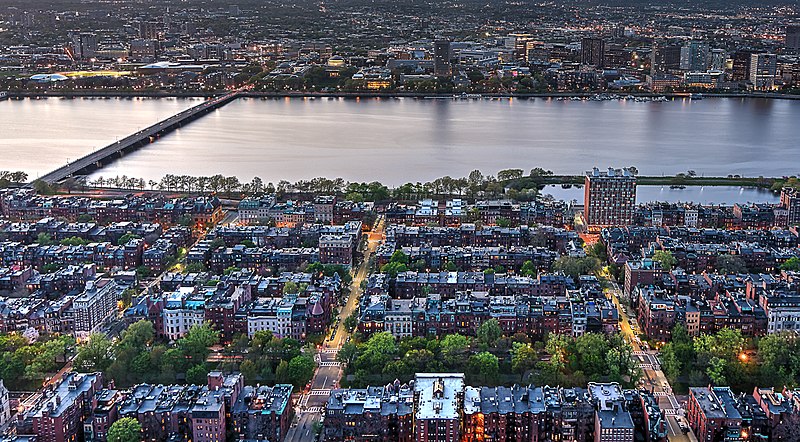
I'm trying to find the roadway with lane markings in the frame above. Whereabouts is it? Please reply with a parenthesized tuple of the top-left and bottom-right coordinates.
(608, 282, 697, 442)
(283, 217, 385, 442)
(33, 91, 240, 184)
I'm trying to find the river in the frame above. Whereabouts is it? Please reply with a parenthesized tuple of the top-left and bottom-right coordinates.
(3, 96, 799, 202)
(0, 97, 200, 178)
(541, 185, 778, 205)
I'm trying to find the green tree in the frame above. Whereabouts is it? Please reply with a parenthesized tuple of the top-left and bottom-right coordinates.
(76, 214, 94, 223)
(497, 169, 524, 181)
(553, 256, 601, 279)
(60, 236, 90, 246)
(186, 364, 209, 385)
(178, 323, 220, 365)
(36, 232, 54, 245)
(74, 333, 113, 372)
(184, 262, 207, 273)
(337, 341, 359, 365)
(495, 217, 511, 228)
(33, 179, 56, 195)
(224, 266, 241, 276)
(440, 334, 470, 368)
(652, 250, 677, 272)
(344, 312, 359, 332)
(275, 360, 290, 384)
(283, 281, 299, 294)
(511, 342, 538, 376)
(107, 417, 142, 442)
(135, 266, 153, 278)
(476, 319, 502, 348)
(404, 349, 435, 373)
(119, 288, 137, 308)
(659, 342, 682, 382)
(707, 357, 727, 385)
(117, 233, 141, 246)
(520, 260, 537, 277)
(470, 351, 499, 382)
(716, 254, 748, 274)
(119, 320, 155, 351)
(574, 333, 610, 377)
(355, 332, 398, 369)
(390, 250, 410, 264)
(287, 355, 316, 388)
(381, 261, 409, 277)
(781, 257, 800, 272)
(587, 242, 608, 262)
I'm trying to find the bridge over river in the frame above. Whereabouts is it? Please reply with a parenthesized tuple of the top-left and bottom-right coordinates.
(33, 90, 241, 185)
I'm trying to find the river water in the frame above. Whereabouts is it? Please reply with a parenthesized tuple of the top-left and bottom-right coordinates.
(541, 185, 778, 205)
(2, 96, 798, 203)
(0, 97, 200, 178)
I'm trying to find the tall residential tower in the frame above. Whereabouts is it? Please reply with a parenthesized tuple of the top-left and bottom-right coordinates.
(584, 167, 637, 228)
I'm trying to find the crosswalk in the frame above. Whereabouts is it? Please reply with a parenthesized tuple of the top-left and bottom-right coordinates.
(664, 408, 679, 416)
(319, 361, 341, 367)
(309, 389, 331, 396)
(302, 407, 323, 413)
(653, 391, 669, 397)
(633, 351, 648, 356)
(638, 363, 654, 370)
(321, 349, 338, 354)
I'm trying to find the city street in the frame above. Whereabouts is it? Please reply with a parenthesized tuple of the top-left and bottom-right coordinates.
(284, 216, 385, 442)
(608, 283, 698, 442)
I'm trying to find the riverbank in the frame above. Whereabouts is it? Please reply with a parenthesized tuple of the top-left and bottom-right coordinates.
(6, 90, 800, 100)
(509, 175, 778, 190)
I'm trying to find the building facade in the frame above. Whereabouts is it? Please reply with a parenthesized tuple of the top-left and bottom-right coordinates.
(584, 168, 637, 228)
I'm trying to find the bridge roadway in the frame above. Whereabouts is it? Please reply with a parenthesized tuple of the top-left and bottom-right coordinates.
(34, 90, 241, 185)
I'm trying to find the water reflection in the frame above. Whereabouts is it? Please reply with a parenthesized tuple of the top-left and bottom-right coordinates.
(5, 96, 797, 186)
(542, 185, 778, 205)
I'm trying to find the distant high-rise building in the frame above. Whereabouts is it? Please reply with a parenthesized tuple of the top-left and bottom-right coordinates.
(129, 39, 158, 60)
(139, 21, 160, 39)
(731, 49, 757, 81)
(71, 32, 97, 59)
(680, 40, 709, 71)
(584, 167, 637, 228)
(604, 45, 628, 69)
(785, 25, 800, 52)
(780, 187, 800, 226)
(581, 37, 605, 68)
(0, 379, 9, 431)
(651, 43, 682, 73)
(509, 33, 534, 61)
(709, 48, 726, 71)
(749, 53, 777, 90)
(184, 21, 197, 36)
(433, 40, 452, 77)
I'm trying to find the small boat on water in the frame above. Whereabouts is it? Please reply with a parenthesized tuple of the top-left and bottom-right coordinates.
(561, 184, 573, 189)
(690, 93, 704, 100)
(670, 185, 687, 189)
